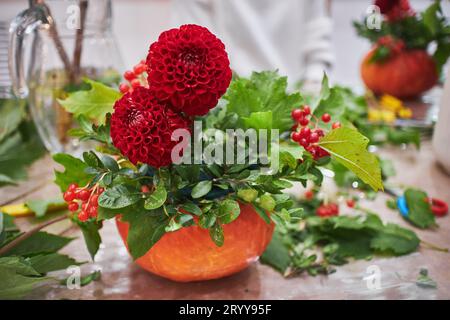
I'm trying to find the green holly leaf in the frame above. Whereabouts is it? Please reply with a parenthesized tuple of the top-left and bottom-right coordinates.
(179, 203, 202, 216)
(218, 199, 240, 224)
(121, 209, 168, 260)
(318, 127, 383, 191)
(224, 71, 303, 132)
(98, 185, 141, 209)
(76, 220, 102, 260)
(53, 153, 95, 192)
(58, 79, 121, 124)
(191, 180, 212, 199)
(404, 188, 436, 229)
(260, 231, 291, 274)
(0, 257, 52, 299)
(27, 253, 81, 274)
(370, 224, 420, 255)
(3, 232, 73, 257)
(144, 183, 167, 210)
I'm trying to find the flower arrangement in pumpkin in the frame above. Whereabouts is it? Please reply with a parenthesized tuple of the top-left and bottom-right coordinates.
(354, 0, 450, 98)
(56, 24, 383, 282)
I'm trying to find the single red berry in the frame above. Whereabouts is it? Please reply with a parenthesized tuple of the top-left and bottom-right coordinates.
(78, 210, 89, 222)
(141, 185, 151, 193)
(130, 79, 141, 89)
(346, 199, 356, 208)
(309, 132, 319, 143)
(291, 132, 302, 142)
(133, 63, 147, 75)
(88, 206, 97, 217)
(300, 127, 311, 138)
(63, 191, 75, 202)
(321, 113, 331, 123)
(81, 202, 88, 211)
(97, 187, 105, 194)
(315, 128, 325, 137)
(332, 122, 341, 129)
(78, 189, 90, 202)
(299, 117, 309, 126)
(329, 203, 339, 215)
(124, 70, 136, 81)
(68, 183, 78, 191)
(90, 194, 99, 205)
(291, 124, 299, 132)
(119, 83, 130, 94)
(302, 105, 311, 115)
(305, 190, 314, 200)
(291, 109, 303, 121)
(299, 138, 309, 148)
(68, 202, 79, 212)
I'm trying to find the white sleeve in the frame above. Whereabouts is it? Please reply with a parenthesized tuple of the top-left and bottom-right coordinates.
(302, 0, 335, 82)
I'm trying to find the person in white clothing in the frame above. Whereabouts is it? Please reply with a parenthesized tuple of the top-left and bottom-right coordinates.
(171, 0, 334, 91)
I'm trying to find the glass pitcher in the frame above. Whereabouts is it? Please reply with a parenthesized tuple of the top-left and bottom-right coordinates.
(9, 0, 123, 154)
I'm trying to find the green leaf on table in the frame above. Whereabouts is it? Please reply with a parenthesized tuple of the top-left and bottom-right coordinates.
(144, 183, 167, 210)
(0, 257, 52, 299)
(28, 253, 81, 274)
(60, 269, 102, 287)
(58, 79, 121, 124)
(98, 184, 141, 209)
(3, 232, 73, 257)
(224, 71, 303, 132)
(260, 231, 291, 274)
(404, 188, 436, 229)
(416, 268, 437, 289)
(77, 220, 102, 260)
(370, 223, 420, 255)
(121, 209, 168, 260)
(53, 153, 95, 192)
(318, 127, 383, 191)
(217, 199, 240, 224)
(191, 180, 212, 199)
(25, 197, 66, 218)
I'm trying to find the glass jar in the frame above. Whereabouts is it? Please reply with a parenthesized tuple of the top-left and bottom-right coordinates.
(9, 0, 123, 154)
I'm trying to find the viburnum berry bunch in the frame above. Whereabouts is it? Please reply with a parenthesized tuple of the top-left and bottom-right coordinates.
(119, 60, 148, 94)
(63, 183, 104, 222)
(316, 203, 339, 218)
(290, 105, 340, 160)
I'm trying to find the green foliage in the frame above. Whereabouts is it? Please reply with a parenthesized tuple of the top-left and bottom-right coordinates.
(318, 127, 383, 191)
(25, 197, 66, 218)
(223, 71, 303, 132)
(58, 79, 121, 124)
(404, 188, 436, 229)
(144, 182, 167, 210)
(261, 212, 420, 276)
(53, 153, 95, 192)
(0, 213, 87, 299)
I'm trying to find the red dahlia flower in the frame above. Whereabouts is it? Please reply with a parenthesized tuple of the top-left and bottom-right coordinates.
(375, 0, 415, 21)
(110, 87, 191, 168)
(146, 24, 232, 116)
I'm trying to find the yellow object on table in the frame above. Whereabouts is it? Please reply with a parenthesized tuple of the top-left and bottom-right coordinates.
(0, 203, 67, 217)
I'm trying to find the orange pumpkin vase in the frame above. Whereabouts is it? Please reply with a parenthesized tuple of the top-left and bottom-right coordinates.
(361, 49, 438, 99)
(116, 202, 274, 282)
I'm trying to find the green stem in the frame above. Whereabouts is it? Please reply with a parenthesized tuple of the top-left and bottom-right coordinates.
(421, 240, 449, 253)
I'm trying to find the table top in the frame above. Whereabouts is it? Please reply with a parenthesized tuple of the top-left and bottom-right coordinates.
(1, 141, 450, 300)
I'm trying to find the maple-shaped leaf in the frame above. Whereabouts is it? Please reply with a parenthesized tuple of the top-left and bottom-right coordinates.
(318, 127, 383, 191)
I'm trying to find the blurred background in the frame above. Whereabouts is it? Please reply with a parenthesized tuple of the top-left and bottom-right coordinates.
(2, 0, 448, 88)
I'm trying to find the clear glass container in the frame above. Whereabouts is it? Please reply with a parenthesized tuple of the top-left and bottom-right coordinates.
(9, 0, 123, 154)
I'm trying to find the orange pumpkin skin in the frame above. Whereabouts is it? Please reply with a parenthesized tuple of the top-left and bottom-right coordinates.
(116, 203, 274, 282)
(361, 49, 438, 99)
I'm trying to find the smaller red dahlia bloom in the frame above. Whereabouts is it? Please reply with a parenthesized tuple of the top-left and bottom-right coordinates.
(110, 87, 191, 168)
(375, 0, 415, 21)
(146, 24, 232, 116)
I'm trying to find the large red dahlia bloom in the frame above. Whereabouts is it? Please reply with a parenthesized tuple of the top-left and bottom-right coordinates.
(110, 87, 191, 168)
(146, 24, 232, 116)
(375, 0, 415, 21)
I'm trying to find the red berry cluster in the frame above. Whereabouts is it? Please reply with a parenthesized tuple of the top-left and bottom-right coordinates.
(316, 203, 339, 217)
(290, 106, 341, 160)
(63, 183, 104, 222)
(119, 60, 148, 94)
